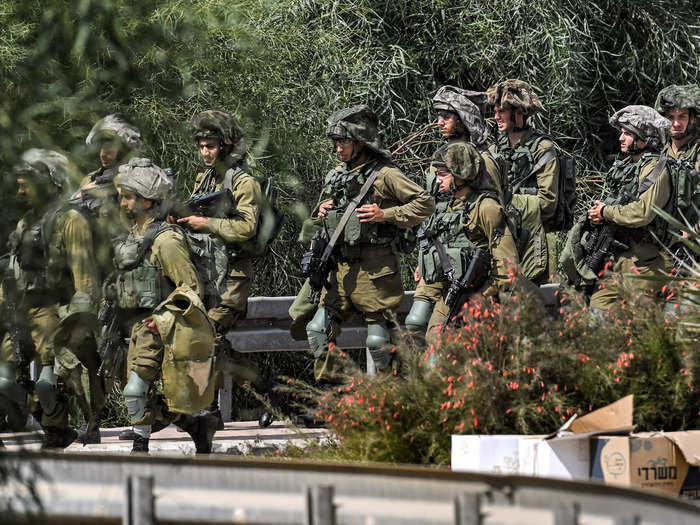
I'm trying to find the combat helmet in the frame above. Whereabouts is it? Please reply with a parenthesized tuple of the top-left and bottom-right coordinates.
(654, 84, 700, 138)
(609, 105, 670, 151)
(115, 157, 173, 202)
(15, 149, 72, 191)
(430, 142, 498, 193)
(326, 105, 391, 159)
(191, 110, 247, 165)
(85, 114, 143, 151)
(432, 86, 489, 145)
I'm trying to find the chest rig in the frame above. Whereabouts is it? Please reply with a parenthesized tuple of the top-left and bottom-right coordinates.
(322, 161, 398, 259)
(113, 222, 174, 310)
(604, 153, 669, 245)
(494, 132, 551, 195)
(419, 195, 480, 285)
(8, 206, 72, 305)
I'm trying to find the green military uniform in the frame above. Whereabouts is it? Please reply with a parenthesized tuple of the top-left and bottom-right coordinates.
(115, 158, 217, 453)
(407, 86, 505, 336)
(488, 80, 562, 284)
(561, 106, 672, 310)
(419, 143, 519, 341)
(307, 105, 435, 379)
(0, 149, 100, 449)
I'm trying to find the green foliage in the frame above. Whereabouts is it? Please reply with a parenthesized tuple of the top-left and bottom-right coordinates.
(288, 289, 700, 465)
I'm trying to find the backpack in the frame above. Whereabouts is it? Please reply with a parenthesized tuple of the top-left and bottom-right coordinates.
(223, 168, 285, 258)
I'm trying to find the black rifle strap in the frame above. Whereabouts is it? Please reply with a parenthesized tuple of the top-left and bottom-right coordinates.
(319, 161, 379, 264)
(191, 167, 216, 196)
(431, 236, 454, 280)
(511, 148, 557, 194)
(638, 153, 668, 194)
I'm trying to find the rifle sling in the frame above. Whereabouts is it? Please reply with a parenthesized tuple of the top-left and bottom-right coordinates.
(319, 162, 379, 264)
(637, 153, 667, 194)
(511, 148, 557, 194)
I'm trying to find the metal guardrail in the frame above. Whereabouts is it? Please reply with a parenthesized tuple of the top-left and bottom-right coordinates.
(1, 451, 698, 525)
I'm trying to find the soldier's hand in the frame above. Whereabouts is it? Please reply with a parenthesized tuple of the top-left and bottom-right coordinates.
(318, 199, 334, 218)
(588, 201, 605, 225)
(357, 203, 385, 223)
(414, 265, 421, 282)
(177, 215, 210, 231)
(144, 317, 160, 336)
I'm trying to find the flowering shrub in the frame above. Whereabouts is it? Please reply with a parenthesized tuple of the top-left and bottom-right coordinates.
(286, 285, 700, 465)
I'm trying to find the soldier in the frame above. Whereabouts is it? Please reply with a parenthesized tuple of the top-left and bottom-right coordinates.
(406, 86, 503, 337)
(0, 149, 100, 449)
(176, 110, 264, 425)
(114, 158, 218, 453)
(306, 105, 435, 380)
(563, 106, 672, 311)
(487, 79, 562, 284)
(424, 142, 519, 340)
(655, 84, 700, 239)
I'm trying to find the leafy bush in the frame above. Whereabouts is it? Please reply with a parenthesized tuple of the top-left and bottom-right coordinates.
(288, 286, 700, 465)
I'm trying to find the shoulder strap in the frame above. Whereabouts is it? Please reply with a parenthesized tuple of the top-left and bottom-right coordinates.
(319, 161, 379, 263)
(222, 167, 247, 192)
(511, 147, 557, 194)
(121, 221, 173, 272)
(638, 153, 668, 194)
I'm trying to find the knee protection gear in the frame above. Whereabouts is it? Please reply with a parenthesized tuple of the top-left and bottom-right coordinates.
(306, 307, 332, 359)
(123, 371, 150, 424)
(366, 323, 392, 372)
(404, 300, 433, 333)
(36, 365, 59, 415)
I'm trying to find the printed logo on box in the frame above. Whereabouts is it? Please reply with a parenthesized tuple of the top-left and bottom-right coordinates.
(604, 452, 627, 478)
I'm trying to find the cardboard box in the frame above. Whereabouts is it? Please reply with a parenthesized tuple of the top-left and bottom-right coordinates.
(590, 431, 700, 498)
(451, 396, 635, 480)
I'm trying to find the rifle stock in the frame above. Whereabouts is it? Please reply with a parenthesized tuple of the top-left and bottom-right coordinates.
(1, 276, 34, 386)
(440, 247, 491, 332)
(96, 298, 125, 378)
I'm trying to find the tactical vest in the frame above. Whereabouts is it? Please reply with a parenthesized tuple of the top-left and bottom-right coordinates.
(419, 195, 480, 285)
(8, 205, 74, 305)
(666, 139, 700, 234)
(603, 153, 669, 247)
(322, 161, 399, 256)
(113, 223, 174, 310)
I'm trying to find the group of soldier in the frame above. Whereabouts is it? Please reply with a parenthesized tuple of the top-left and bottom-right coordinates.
(0, 78, 698, 451)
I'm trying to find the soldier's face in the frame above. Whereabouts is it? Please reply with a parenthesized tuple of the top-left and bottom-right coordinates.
(99, 143, 121, 168)
(494, 107, 525, 132)
(436, 111, 459, 138)
(665, 108, 692, 138)
(199, 138, 222, 166)
(436, 168, 454, 192)
(119, 190, 152, 218)
(16, 176, 39, 208)
(334, 138, 362, 163)
(618, 129, 646, 153)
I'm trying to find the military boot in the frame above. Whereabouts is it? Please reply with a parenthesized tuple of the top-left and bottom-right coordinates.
(41, 426, 78, 450)
(131, 435, 149, 453)
(77, 412, 102, 445)
(119, 419, 168, 440)
(178, 412, 219, 454)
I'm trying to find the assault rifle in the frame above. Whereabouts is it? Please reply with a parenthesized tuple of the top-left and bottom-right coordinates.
(301, 227, 337, 304)
(440, 247, 492, 332)
(171, 189, 236, 219)
(582, 192, 634, 275)
(1, 276, 34, 387)
(96, 297, 125, 378)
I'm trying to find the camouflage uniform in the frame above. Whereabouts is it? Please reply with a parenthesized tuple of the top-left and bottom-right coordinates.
(0, 150, 100, 448)
(190, 111, 264, 331)
(422, 143, 519, 341)
(407, 86, 504, 335)
(488, 80, 562, 283)
(562, 106, 673, 310)
(307, 105, 435, 379)
(114, 158, 217, 453)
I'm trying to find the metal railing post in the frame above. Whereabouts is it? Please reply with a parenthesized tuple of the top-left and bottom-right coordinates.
(124, 475, 154, 525)
(306, 485, 335, 525)
(454, 492, 482, 525)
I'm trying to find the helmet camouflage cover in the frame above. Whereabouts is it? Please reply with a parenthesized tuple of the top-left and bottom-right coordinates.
(115, 157, 173, 202)
(431, 142, 481, 185)
(85, 114, 143, 151)
(15, 148, 71, 190)
(326, 104, 391, 158)
(609, 105, 670, 150)
(487, 79, 544, 116)
(655, 84, 700, 116)
(191, 110, 247, 164)
(432, 86, 489, 146)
